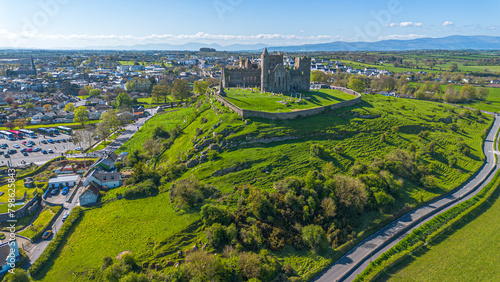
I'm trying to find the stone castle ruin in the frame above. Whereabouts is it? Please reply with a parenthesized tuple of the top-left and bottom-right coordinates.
(222, 48, 311, 93)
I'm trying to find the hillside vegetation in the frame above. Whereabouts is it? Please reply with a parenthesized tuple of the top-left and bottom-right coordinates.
(39, 94, 493, 281)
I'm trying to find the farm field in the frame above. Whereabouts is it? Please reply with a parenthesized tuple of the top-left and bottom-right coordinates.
(224, 88, 355, 112)
(383, 179, 500, 282)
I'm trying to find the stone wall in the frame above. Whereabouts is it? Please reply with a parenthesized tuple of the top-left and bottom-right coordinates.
(215, 86, 362, 120)
(0, 192, 39, 222)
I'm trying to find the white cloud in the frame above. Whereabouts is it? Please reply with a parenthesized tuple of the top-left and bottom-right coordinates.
(388, 22, 424, 27)
(0, 31, 338, 45)
(488, 25, 497, 30)
(442, 21, 454, 26)
(378, 34, 428, 40)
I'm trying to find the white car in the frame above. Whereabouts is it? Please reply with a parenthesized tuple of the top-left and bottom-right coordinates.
(75, 147, 83, 151)
(13, 144, 20, 148)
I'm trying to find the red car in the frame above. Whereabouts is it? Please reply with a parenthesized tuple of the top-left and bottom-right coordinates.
(22, 141, 27, 145)
(27, 148, 33, 152)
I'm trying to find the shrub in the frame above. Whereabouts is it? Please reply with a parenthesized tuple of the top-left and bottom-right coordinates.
(29, 207, 83, 276)
(153, 126, 171, 139)
(201, 204, 231, 226)
(301, 225, 328, 253)
(123, 179, 158, 199)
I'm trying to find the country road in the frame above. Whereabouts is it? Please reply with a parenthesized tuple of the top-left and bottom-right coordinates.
(315, 114, 500, 282)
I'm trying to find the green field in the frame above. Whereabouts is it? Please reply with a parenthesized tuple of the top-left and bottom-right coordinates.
(0, 121, 99, 131)
(384, 180, 500, 281)
(224, 88, 356, 112)
(0, 180, 41, 213)
(38, 193, 201, 281)
(37, 94, 494, 281)
(19, 206, 61, 240)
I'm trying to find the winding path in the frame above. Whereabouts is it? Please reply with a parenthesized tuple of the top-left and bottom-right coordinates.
(315, 114, 500, 282)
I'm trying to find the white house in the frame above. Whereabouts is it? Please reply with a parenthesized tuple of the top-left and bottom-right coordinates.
(79, 182, 100, 206)
(48, 174, 80, 188)
(84, 170, 122, 189)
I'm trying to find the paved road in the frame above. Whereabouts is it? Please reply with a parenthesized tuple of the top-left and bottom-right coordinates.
(19, 108, 157, 268)
(21, 181, 85, 270)
(315, 115, 500, 282)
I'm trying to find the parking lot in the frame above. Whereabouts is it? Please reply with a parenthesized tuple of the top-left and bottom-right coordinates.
(0, 133, 79, 167)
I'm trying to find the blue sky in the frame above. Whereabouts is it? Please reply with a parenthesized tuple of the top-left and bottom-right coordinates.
(0, 0, 498, 48)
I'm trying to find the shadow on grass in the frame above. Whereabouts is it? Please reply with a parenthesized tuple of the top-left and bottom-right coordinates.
(376, 178, 500, 282)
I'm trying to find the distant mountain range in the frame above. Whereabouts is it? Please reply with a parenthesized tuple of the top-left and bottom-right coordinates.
(2, 35, 500, 52)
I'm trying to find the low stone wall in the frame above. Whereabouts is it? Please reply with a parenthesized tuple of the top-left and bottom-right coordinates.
(0, 192, 39, 222)
(215, 87, 361, 120)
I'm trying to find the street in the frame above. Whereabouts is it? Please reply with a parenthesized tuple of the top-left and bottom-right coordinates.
(315, 114, 500, 282)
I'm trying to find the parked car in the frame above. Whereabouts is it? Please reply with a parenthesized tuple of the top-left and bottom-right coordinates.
(51, 189, 58, 196)
(41, 140, 47, 144)
(48, 149, 54, 153)
(62, 213, 69, 221)
(3, 154, 9, 158)
(61, 139, 67, 143)
(33, 148, 41, 152)
(42, 230, 52, 240)
(28, 141, 35, 145)
(13, 144, 20, 148)
(75, 147, 83, 151)
(62, 187, 69, 195)
(26, 143, 32, 147)
(22, 141, 27, 145)
(22, 152, 28, 156)
(42, 150, 47, 154)
(0, 151, 3, 155)
(47, 139, 54, 143)
(54, 139, 60, 143)
(27, 148, 33, 152)
(1, 143, 7, 147)
(7, 149, 16, 154)
(20, 148, 27, 153)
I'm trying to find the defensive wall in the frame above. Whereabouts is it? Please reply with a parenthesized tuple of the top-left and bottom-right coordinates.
(215, 86, 362, 120)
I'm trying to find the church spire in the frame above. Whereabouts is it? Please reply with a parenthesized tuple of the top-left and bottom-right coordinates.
(262, 47, 268, 55)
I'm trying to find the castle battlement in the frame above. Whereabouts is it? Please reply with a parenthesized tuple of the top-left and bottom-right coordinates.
(222, 48, 311, 93)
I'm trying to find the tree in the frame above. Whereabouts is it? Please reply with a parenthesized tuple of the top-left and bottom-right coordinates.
(116, 92, 134, 109)
(460, 84, 477, 102)
(88, 89, 101, 97)
(4, 122, 15, 130)
(301, 225, 328, 253)
(43, 104, 52, 112)
(333, 174, 368, 211)
(348, 77, 365, 93)
(449, 63, 459, 72)
(151, 85, 170, 103)
(64, 103, 75, 112)
(201, 204, 231, 226)
(25, 102, 34, 109)
(78, 88, 89, 96)
(125, 77, 151, 92)
(94, 120, 111, 142)
(193, 80, 209, 95)
(311, 71, 331, 84)
(4, 95, 14, 105)
(100, 109, 121, 131)
(171, 79, 192, 102)
(73, 106, 90, 126)
(443, 84, 460, 103)
(3, 268, 31, 282)
(477, 87, 489, 100)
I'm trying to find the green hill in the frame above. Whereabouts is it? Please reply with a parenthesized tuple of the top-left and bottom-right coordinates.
(38, 94, 493, 281)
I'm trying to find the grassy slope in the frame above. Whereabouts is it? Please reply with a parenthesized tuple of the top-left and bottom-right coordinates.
(0, 180, 41, 213)
(38, 94, 493, 281)
(117, 108, 194, 154)
(384, 182, 500, 282)
(19, 207, 60, 239)
(224, 88, 355, 112)
(38, 193, 201, 281)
